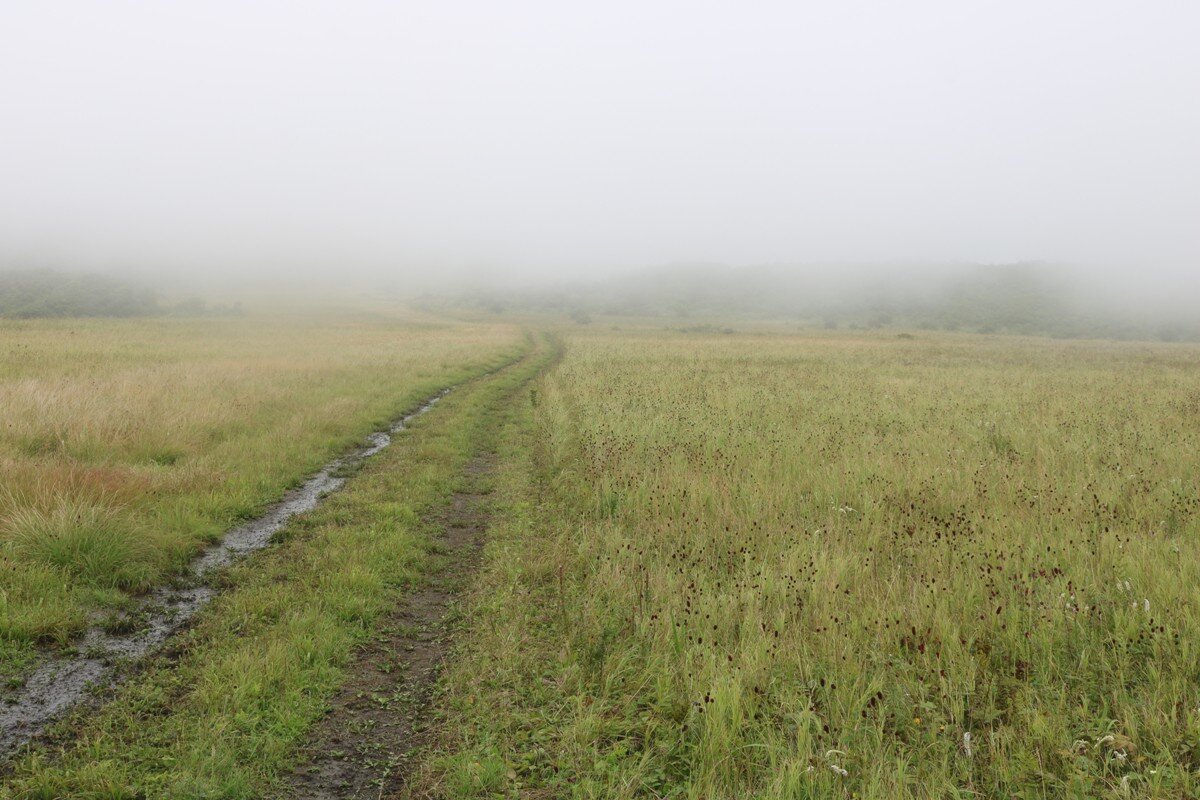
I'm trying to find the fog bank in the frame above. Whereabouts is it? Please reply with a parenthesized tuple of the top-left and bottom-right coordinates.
(2, 2, 1197, 296)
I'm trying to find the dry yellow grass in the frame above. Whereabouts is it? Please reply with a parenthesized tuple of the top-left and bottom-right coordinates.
(0, 311, 524, 659)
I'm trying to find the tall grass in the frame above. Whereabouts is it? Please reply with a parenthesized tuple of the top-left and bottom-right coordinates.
(425, 329, 1200, 799)
(0, 334, 556, 798)
(5, 499, 156, 591)
(0, 312, 523, 664)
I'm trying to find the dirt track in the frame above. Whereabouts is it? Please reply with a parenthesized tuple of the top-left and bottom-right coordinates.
(278, 455, 495, 799)
(0, 391, 451, 760)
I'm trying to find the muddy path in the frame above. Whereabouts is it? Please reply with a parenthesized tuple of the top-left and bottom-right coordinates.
(276, 454, 495, 799)
(0, 387, 458, 759)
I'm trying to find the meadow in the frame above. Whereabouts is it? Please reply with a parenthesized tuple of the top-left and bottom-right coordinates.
(0, 311, 523, 677)
(4, 318, 1199, 799)
(1, 333, 555, 797)
(421, 328, 1200, 799)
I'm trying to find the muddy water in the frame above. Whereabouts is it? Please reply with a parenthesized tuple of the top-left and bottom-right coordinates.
(0, 390, 450, 758)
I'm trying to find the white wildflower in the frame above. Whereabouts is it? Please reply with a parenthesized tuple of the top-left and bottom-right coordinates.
(823, 750, 848, 776)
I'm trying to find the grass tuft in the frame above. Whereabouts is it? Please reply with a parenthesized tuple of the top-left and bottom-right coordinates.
(5, 499, 158, 592)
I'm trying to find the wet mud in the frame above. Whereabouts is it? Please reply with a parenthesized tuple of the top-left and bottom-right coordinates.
(0, 390, 451, 758)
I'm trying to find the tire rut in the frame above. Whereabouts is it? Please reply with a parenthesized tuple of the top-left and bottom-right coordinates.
(277, 455, 495, 799)
(0, 389, 453, 760)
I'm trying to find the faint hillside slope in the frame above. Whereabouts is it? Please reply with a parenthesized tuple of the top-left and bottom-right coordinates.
(432, 262, 1199, 341)
(0, 269, 158, 318)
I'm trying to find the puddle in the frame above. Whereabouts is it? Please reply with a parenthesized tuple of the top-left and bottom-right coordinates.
(0, 390, 450, 758)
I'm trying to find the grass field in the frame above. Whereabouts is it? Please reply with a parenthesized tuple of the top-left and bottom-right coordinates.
(0, 322, 553, 797)
(0, 312, 523, 676)
(419, 328, 1200, 799)
(4, 320, 1199, 799)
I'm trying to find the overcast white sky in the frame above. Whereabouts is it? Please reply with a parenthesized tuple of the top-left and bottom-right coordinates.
(2, 1, 1197, 288)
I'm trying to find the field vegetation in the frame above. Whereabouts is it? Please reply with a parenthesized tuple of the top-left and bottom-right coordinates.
(4, 318, 1199, 799)
(1, 335, 555, 797)
(421, 328, 1200, 798)
(0, 312, 523, 677)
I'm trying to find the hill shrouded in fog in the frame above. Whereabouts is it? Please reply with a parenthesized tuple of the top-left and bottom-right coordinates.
(4, 262, 1193, 342)
(0, 269, 158, 318)
(0, 269, 243, 319)
(434, 262, 1199, 342)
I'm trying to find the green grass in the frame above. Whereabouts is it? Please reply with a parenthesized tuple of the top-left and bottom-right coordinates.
(5, 499, 156, 591)
(1, 332, 557, 798)
(8, 324, 1199, 798)
(0, 312, 523, 668)
(416, 328, 1200, 799)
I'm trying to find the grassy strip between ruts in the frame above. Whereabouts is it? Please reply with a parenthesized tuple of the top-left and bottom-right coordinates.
(406, 345, 567, 800)
(1, 332, 557, 799)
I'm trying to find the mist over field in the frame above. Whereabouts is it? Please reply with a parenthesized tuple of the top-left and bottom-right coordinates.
(6, 5, 1200, 795)
(2, 1, 1198, 330)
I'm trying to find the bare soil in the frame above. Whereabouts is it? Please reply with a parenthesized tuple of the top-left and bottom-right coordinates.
(277, 456, 494, 799)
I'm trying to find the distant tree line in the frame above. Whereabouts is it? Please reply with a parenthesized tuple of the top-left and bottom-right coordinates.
(0, 269, 242, 319)
(0, 269, 158, 317)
